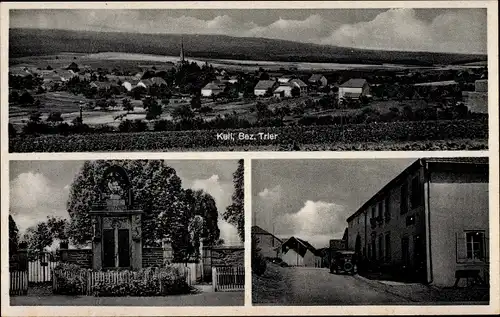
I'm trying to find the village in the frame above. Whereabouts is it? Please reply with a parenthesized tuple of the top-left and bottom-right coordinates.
(252, 157, 489, 305)
(8, 38, 488, 152)
(9, 160, 244, 306)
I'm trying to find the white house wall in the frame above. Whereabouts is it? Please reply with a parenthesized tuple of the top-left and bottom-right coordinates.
(282, 249, 304, 266)
(428, 170, 489, 287)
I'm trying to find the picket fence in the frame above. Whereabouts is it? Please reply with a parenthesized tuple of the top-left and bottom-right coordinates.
(53, 267, 191, 296)
(212, 266, 244, 292)
(10, 271, 28, 295)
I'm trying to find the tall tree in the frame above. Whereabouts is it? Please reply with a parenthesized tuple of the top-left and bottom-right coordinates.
(22, 222, 53, 259)
(224, 159, 244, 242)
(9, 215, 19, 256)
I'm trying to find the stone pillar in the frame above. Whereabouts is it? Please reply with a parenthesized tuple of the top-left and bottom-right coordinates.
(131, 214, 142, 269)
(92, 216, 102, 270)
(163, 240, 174, 265)
(199, 238, 205, 280)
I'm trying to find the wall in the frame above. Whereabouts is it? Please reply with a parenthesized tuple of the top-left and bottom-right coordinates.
(282, 249, 303, 266)
(254, 233, 281, 258)
(338, 87, 362, 100)
(347, 163, 427, 279)
(211, 247, 244, 267)
(303, 250, 318, 267)
(142, 247, 164, 267)
(428, 169, 489, 287)
(462, 91, 488, 114)
(60, 249, 93, 268)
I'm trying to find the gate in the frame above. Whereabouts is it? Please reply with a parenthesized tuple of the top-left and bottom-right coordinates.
(28, 252, 59, 283)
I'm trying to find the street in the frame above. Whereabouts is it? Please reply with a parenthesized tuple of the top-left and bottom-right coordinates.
(10, 291, 244, 306)
(254, 266, 409, 305)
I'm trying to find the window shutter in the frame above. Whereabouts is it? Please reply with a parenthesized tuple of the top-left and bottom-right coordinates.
(456, 232, 467, 263)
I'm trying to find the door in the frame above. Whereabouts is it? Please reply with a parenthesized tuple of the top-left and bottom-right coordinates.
(118, 229, 130, 267)
(103, 229, 115, 268)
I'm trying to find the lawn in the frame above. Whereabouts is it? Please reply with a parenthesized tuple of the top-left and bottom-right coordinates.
(252, 263, 290, 304)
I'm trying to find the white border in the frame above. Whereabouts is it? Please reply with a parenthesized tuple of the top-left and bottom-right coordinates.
(1, 1, 499, 316)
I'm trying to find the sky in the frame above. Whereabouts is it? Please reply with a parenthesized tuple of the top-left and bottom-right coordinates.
(252, 159, 416, 248)
(9, 160, 241, 246)
(10, 8, 487, 54)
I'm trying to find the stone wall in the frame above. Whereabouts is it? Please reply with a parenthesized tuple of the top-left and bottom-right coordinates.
(142, 247, 164, 267)
(60, 249, 93, 268)
(211, 247, 244, 267)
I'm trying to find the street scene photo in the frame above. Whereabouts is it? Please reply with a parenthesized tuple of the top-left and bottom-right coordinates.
(252, 158, 489, 305)
(8, 159, 244, 306)
(8, 8, 488, 152)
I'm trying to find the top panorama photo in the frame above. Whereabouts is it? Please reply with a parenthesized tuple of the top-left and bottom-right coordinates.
(8, 8, 488, 152)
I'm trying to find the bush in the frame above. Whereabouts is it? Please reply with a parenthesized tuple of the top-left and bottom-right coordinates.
(252, 235, 267, 276)
(53, 263, 87, 295)
(91, 267, 192, 297)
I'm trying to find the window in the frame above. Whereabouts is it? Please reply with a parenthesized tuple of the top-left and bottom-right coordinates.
(406, 215, 416, 226)
(385, 233, 391, 261)
(466, 231, 485, 260)
(102, 229, 115, 268)
(410, 176, 422, 208)
(384, 196, 391, 221)
(400, 183, 408, 214)
(378, 201, 383, 218)
(371, 206, 376, 219)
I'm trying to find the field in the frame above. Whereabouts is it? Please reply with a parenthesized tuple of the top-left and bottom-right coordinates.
(9, 119, 488, 152)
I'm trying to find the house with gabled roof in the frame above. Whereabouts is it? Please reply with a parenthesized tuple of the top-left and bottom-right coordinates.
(251, 226, 282, 259)
(254, 80, 278, 96)
(308, 74, 328, 87)
(338, 78, 370, 101)
(281, 236, 321, 267)
(201, 81, 226, 97)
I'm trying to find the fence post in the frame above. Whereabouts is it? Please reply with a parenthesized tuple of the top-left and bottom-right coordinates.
(212, 267, 217, 292)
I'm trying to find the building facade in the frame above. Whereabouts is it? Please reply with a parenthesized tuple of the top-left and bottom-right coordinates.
(281, 237, 321, 267)
(346, 158, 489, 287)
(251, 226, 282, 259)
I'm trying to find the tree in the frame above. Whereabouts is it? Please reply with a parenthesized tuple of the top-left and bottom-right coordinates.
(9, 123, 17, 137)
(172, 104, 195, 121)
(143, 97, 162, 120)
(122, 98, 134, 112)
(46, 112, 64, 123)
(29, 111, 42, 123)
(223, 159, 244, 242)
(255, 102, 272, 120)
(9, 215, 19, 256)
(22, 222, 53, 258)
(19, 91, 34, 105)
(190, 94, 201, 110)
(46, 216, 69, 241)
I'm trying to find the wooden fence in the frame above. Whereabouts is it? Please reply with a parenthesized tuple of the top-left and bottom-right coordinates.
(212, 266, 244, 292)
(10, 271, 28, 295)
(28, 253, 59, 283)
(53, 267, 192, 296)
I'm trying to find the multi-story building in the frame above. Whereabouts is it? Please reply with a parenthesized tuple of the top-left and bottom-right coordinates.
(346, 158, 489, 287)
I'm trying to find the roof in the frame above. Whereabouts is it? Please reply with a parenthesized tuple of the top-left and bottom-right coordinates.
(309, 74, 325, 81)
(414, 80, 458, 87)
(251, 225, 282, 243)
(254, 80, 276, 90)
(346, 157, 489, 222)
(340, 78, 367, 88)
(290, 78, 308, 88)
(90, 81, 114, 90)
(282, 236, 318, 257)
(202, 82, 225, 90)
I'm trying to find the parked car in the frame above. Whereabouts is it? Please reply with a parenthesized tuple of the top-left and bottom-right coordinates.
(330, 250, 357, 275)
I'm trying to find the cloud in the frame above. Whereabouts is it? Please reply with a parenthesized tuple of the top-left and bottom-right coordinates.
(10, 172, 70, 234)
(10, 9, 486, 55)
(258, 185, 282, 200)
(321, 8, 486, 54)
(191, 175, 240, 246)
(277, 200, 348, 247)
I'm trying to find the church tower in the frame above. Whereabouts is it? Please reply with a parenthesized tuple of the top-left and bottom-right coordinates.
(179, 37, 185, 64)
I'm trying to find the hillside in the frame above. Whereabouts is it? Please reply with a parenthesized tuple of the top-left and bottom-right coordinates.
(9, 28, 486, 66)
